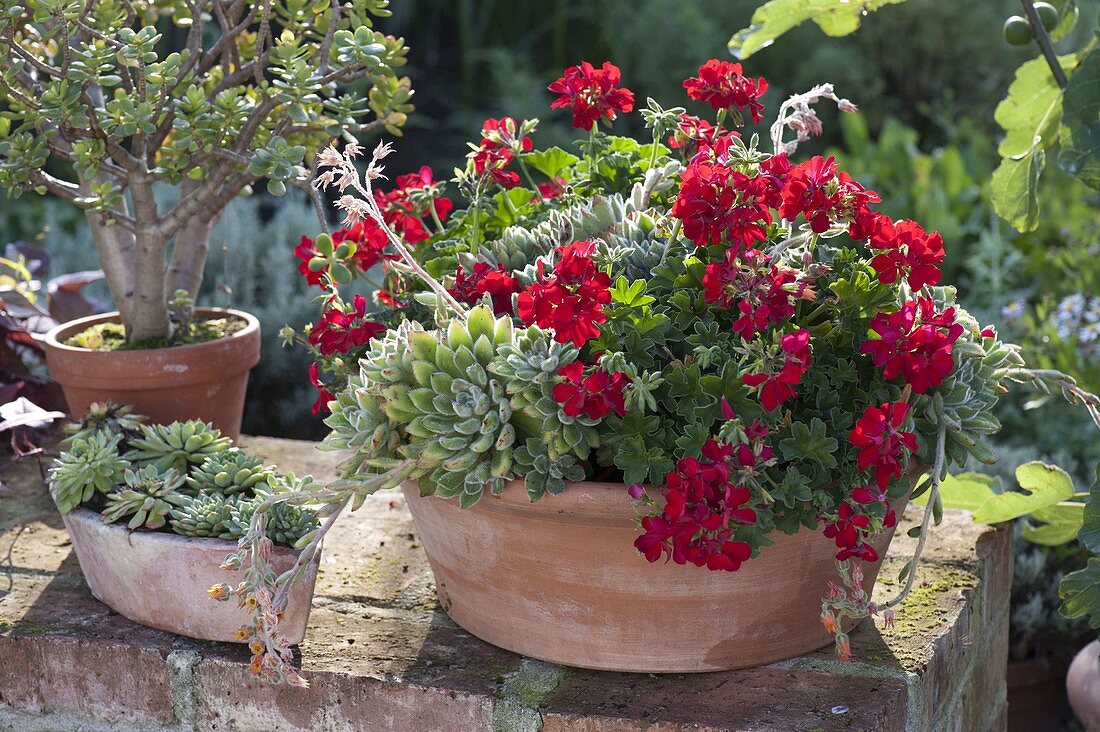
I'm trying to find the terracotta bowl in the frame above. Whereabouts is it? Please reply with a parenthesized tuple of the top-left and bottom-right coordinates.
(403, 479, 900, 672)
(44, 308, 261, 441)
(62, 508, 319, 644)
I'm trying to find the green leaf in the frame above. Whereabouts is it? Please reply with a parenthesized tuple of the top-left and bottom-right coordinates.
(1023, 503, 1084, 546)
(913, 472, 1001, 513)
(727, 0, 906, 60)
(610, 277, 655, 307)
(972, 462, 1075, 524)
(990, 53, 1077, 231)
(778, 418, 838, 469)
(1077, 464, 1100, 553)
(524, 147, 578, 180)
(990, 151, 1044, 233)
(1060, 557, 1100, 629)
(1060, 48, 1100, 190)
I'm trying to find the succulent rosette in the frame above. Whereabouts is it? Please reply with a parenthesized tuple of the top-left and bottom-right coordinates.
(258, 59, 1100, 681)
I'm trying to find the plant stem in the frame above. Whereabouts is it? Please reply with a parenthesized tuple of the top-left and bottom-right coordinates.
(518, 157, 542, 194)
(881, 419, 947, 611)
(1021, 0, 1068, 89)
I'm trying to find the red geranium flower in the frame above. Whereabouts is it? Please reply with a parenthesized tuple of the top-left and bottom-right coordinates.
(548, 61, 635, 130)
(742, 329, 812, 411)
(634, 439, 758, 572)
(472, 145, 521, 189)
(448, 262, 522, 316)
(374, 166, 453, 244)
(849, 402, 917, 489)
(517, 241, 612, 347)
(861, 299, 963, 394)
(683, 60, 768, 124)
(703, 248, 814, 340)
(479, 116, 534, 154)
(551, 361, 631, 419)
(666, 113, 724, 150)
(295, 219, 389, 289)
(779, 156, 879, 235)
(308, 294, 385, 358)
(308, 362, 334, 415)
(869, 218, 945, 291)
(671, 160, 772, 251)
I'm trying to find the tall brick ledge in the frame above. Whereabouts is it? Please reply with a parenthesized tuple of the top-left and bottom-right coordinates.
(0, 437, 1011, 732)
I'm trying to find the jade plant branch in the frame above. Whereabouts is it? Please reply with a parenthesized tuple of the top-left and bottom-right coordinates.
(0, 0, 413, 342)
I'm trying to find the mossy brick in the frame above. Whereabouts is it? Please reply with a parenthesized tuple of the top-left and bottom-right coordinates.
(0, 438, 1011, 731)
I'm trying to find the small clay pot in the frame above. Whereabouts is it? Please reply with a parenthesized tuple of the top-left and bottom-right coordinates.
(1067, 640, 1100, 731)
(403, 479, 903, 672)
(62, 507, 319, 644)
(44, 308, 260, 441)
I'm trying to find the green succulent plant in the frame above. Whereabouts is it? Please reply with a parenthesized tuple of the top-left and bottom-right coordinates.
(48, 433, 130, 514)
(64, 402, 146, 446)
(168, 492, 235, 538)
(127, 420, 232, 473)
(489, 326, 599, 462)
(371, 306, 517, 507)
(323, 372, 406, 476)
(513, 438, 586, 501)
(186, 449, 277, 496)
(101, 466, 187, 530)
(226, 496, 319, 547)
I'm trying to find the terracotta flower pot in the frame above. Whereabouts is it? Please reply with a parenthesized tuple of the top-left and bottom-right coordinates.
(1006, 656, 1072, 732)
(402, 479, 901, 672)
(1067, 641, 1100, 731)
(62, 507, 319, 644)
(43, 308, 261, 441)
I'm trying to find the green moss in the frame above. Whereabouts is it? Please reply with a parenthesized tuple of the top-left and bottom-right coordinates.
(0, 618, 56, 635)
(65, 316, 246, 351)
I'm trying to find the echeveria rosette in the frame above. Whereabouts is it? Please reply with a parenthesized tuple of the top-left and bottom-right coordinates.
(49, 432, 131, 514)
(127, 420, 232, 473)
(101, 466, 187, 530)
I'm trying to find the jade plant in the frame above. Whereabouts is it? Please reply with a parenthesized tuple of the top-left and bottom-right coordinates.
(0, 0, 412, 343)
(229, 59, 1100, 686)
(48, 403, 317, 545)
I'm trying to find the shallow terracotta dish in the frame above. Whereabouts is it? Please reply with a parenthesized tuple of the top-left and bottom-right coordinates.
(62, 507, 319, 644)
(403, 478, 901, 672)
(44, 307, 261, 441)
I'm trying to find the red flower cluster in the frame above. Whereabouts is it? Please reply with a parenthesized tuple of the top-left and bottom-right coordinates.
(551, 362, 631, 419)
(517, 240, 612, 347)
(308, 294, 385, 358)
(374, 166, 453, 244)
(861, 298, 963, 394)
(534, 178, 566, 201)
(822, 485, 898, 562)
(702, 248, 814, 340)
(634, 440, 757, 571)
(683, 60, 768, 124)
(471, 118, 531, 189)
(778, 156, 879, 235)
(548, 61, 635, 130)
(479, 116, 533, 155)
(666, 113, 723, 151)
(869, 218, 945, 291)
(308, 362, 334, 415)
(294, 218, 390, 288)
(671, 158, 773, 251)
(742, 329, 812, 411)
(849, 402, 917, 489)
(447, 262, 522, 316)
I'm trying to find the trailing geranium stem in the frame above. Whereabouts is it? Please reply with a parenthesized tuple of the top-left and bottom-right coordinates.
(881, 419, 947, 611)
(518, 157, 542, 195)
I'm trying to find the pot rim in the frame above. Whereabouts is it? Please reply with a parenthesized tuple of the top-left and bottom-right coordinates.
(409, 473, 916, 528)
(64, 505, 300, 557)
(42, 307, 260, 356)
